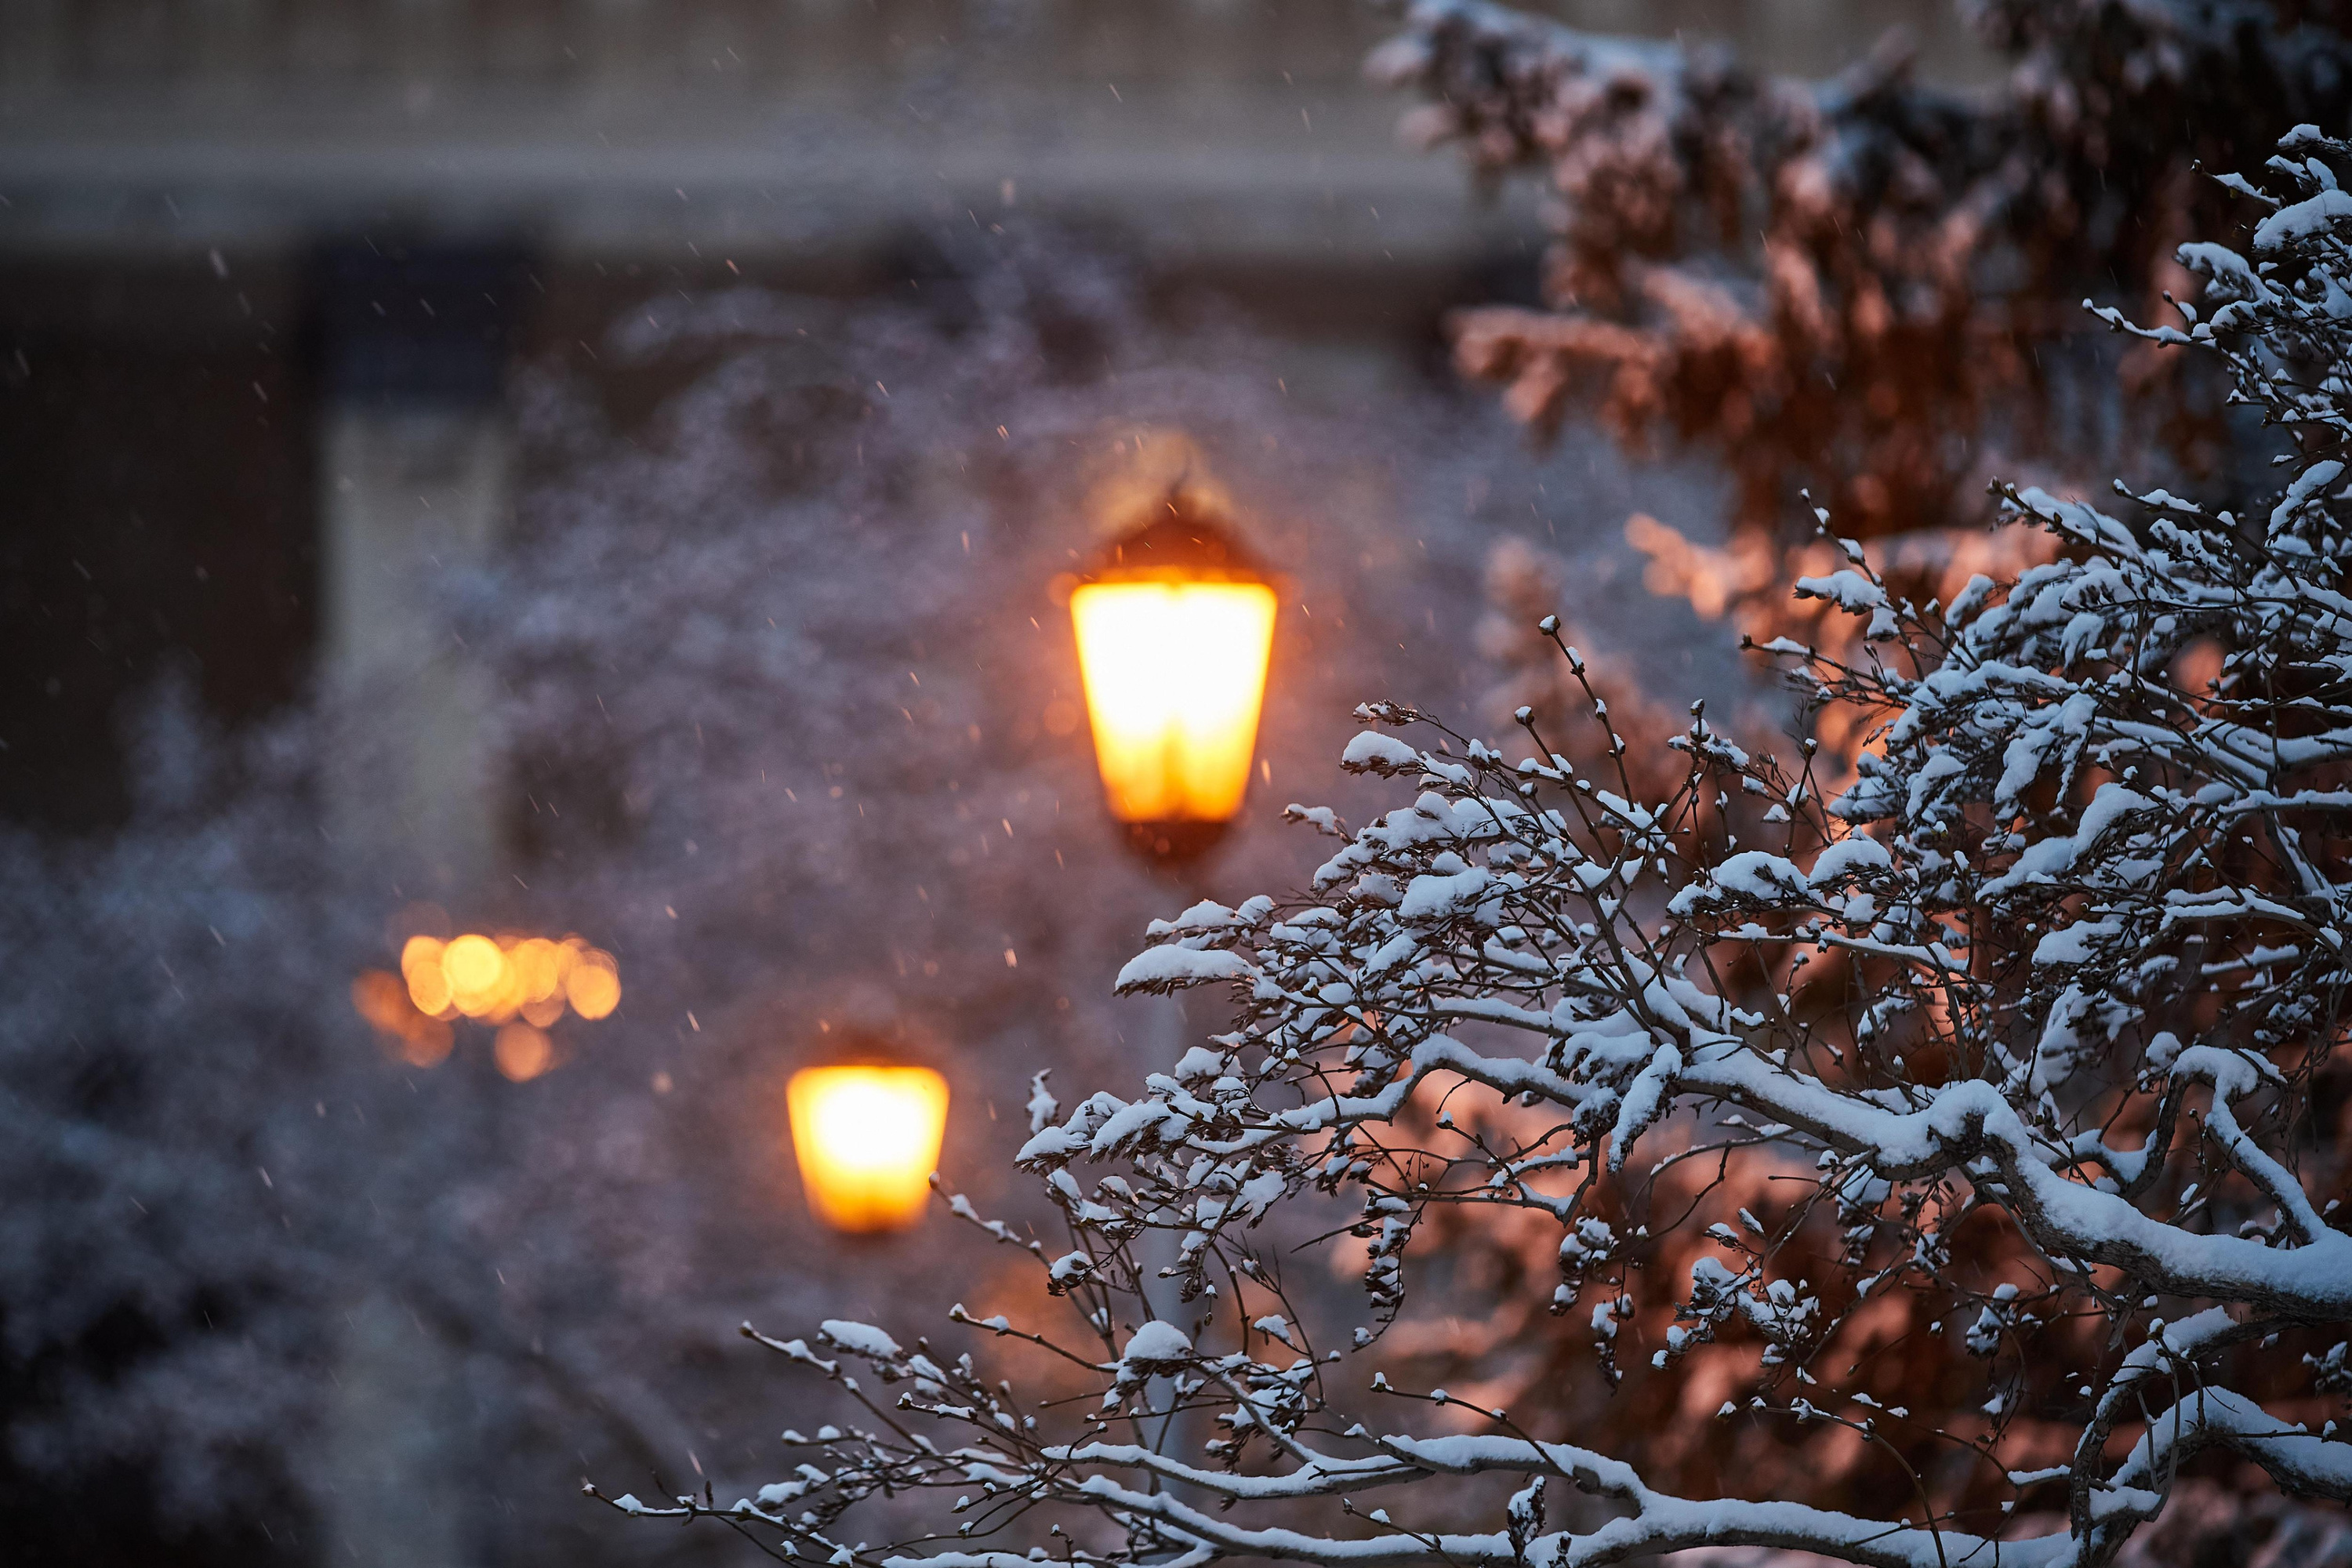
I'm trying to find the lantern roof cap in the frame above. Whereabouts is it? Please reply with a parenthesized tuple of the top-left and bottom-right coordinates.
(1083, 488, 1269, 584)
(795, 1020, 950, 1075)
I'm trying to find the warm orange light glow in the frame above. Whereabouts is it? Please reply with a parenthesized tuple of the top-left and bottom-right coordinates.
(785, 1065, 949, 1232)
(352, 970, 409, 1033)
(398, 1025, 454, 1069)
(494, 1022, 555, 1082)
(1070, 580, 1278, 823)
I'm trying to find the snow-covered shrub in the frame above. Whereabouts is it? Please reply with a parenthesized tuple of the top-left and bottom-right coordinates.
(604, 141, 2352, 1566)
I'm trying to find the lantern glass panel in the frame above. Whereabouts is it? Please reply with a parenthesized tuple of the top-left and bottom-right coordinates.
(1069, 580, 1277, 823)
(785, 1065, 950, 1232)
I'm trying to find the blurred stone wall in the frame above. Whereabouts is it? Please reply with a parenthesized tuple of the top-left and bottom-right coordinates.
(0, 1, 1991, 263)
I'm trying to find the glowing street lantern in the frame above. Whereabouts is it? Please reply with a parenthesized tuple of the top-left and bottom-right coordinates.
(785, 1065, 949, 1232)
(1069, 495, 1277, 859)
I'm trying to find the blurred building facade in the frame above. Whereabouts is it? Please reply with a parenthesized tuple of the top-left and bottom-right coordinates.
(0, 1, 1991, 263)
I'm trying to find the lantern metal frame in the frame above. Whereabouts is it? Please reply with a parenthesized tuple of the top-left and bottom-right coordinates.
(1069, 487, 1279, 864)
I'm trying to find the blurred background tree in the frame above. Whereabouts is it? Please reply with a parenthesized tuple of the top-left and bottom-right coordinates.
(1374, 0, 2352, 637)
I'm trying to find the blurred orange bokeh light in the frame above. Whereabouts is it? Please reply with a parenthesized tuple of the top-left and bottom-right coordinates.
(785, 1065, 949, 1232)
(395, 931, 619, 1025)
(564, 949, 621, 1020)
(356, 928, 622, 1073)
(494, 1022, 555, 1082)
(351, 970, 452, 1068)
